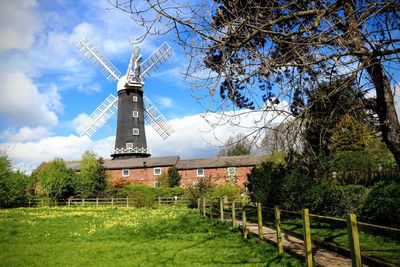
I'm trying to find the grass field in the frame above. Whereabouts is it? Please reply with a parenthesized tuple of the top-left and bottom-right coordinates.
(0, 206, 303, 267)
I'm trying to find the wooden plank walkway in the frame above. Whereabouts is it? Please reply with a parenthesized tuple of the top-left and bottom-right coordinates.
(231, 219, 366, 267)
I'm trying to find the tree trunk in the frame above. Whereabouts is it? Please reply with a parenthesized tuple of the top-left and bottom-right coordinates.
(364, 58, 400, 167)
(343, 2, 400, 167)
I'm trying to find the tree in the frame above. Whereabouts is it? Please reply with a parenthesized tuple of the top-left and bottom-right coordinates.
(77, 151, 107, 197)
(112, 0, 400, 166)
(219, 133, 252, 156)
(0, 154, 30, 207)
(303, 77, 375, 154)
(167, 167, 181, 187)
(261, 119, 301, 154)
(34, 158, 76, 199)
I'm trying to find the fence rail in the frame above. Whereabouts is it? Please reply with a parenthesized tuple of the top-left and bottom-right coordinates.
(25, 197, 191, 208)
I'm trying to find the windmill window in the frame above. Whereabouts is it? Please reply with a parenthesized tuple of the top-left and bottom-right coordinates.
(132, 111, 139, 118)
(122, 169, 130, 177)
(154, 168, 162, 176)
(132, 96, 138, 102)
(132, 128, 140, 135)
(197, 169, 204, 177)
(126, 143, 133, 149)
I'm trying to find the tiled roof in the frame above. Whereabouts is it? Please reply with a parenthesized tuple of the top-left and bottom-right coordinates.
(65, 156, 180, 171)
(59, 154, 266, 171)
(176, 154, 266, 169)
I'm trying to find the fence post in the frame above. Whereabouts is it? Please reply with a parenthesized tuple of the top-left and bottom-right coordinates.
(82, 198, 85, 206)
(41, 199, 44, 207)
(197, 198, 201, 213)
(202, 197, 206, 217)
(210, 200, 213, 221)
(126, 197, 129, 207)
(257, 202, 263, 241)
(68, 197, 71, 207)
(302, 209, 313, 267)
(158, 196, 161, 205)
(232, 200, 236, 227)
(275, 206, 284, 255)
(174, 195, 178, 204)
(220, 198, 224, 221)
(96, 197, 99, 207)
(111, 197, 114, 207)
(55, 199, 57, 206)
(28, 199, 31, 207)
(242, 204, 248, 239)
(347, 214, 362, 267)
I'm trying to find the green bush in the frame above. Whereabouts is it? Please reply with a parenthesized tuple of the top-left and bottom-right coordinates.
(361, 181, 400, 227)
(280, 170, 314, 211)
(33, 158, 77, 199)
(121, 184, 156, 207)
(154, 187, 184, 197)
(205, 183, 240, 199)
(246, 161, 286, 207)
(309, 182, 367, 217)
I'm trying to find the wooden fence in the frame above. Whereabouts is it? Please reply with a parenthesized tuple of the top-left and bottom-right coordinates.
(197, 197, 400, 267)
(26, 196, 191, 207)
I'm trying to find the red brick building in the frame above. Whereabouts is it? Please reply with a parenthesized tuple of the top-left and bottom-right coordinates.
(64, 154, 266, 188)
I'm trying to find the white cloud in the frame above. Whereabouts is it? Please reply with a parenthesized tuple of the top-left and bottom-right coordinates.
(155, 96, 174, 108)
(0, 72, 59, 127)
(67, 113, 90, 130)
(0, 126, 51, 142)
(0, 0, 40, 53)
(1, 134, 114, 173)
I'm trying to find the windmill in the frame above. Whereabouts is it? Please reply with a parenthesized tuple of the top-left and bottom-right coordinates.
(75, 38, 174, 159)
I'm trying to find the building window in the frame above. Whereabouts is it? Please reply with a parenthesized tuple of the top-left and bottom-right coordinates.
(132, 128, 139, 135)
(154, 181, 161, 188)
(126, 143, 133, 149)
(133, 96, 138, 102)
(132, 111, 139, 118)
(154, 167, 162, 176)
(226, 167, 237, 184)
(122, 169, 130, 177)
(227, 167, 237, 177)
(197, 169, 204, 177)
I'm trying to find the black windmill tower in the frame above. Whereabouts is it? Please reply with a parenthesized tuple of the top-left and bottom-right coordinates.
(75, 39, 174, 159)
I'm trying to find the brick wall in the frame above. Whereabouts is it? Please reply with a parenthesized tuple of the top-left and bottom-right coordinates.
(108, 166, 172, 187)
(178, 166, 253, 187)
(108, 165, 253, 188)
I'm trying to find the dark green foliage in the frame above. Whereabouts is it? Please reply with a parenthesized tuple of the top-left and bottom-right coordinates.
(280, 170, 314, 211)
(302, 77, 374, 155)
(361, 181, 400, 227)
(34, 158, 76, 199)
(246, 161, 286, 207)
(0, 155, 31, 207)
(309, 183, 367, 217)
(167, 167, 181, 187)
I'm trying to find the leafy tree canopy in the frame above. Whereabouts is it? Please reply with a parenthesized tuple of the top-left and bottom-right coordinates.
(33, 158, 76, 199)
(113, 0, 400, 166)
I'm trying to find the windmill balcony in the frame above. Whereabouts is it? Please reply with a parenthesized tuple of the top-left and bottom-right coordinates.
(112, 147, 152, 155)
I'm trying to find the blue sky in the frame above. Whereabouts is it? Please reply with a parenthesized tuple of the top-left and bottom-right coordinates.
(0, 0, 278, 172)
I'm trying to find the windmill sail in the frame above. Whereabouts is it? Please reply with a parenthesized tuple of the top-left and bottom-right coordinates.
(140, 42, 172, 81)
(76, 94, 118, 137)
(143, 96, 174, 140)
(76, 38, 121, 82)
